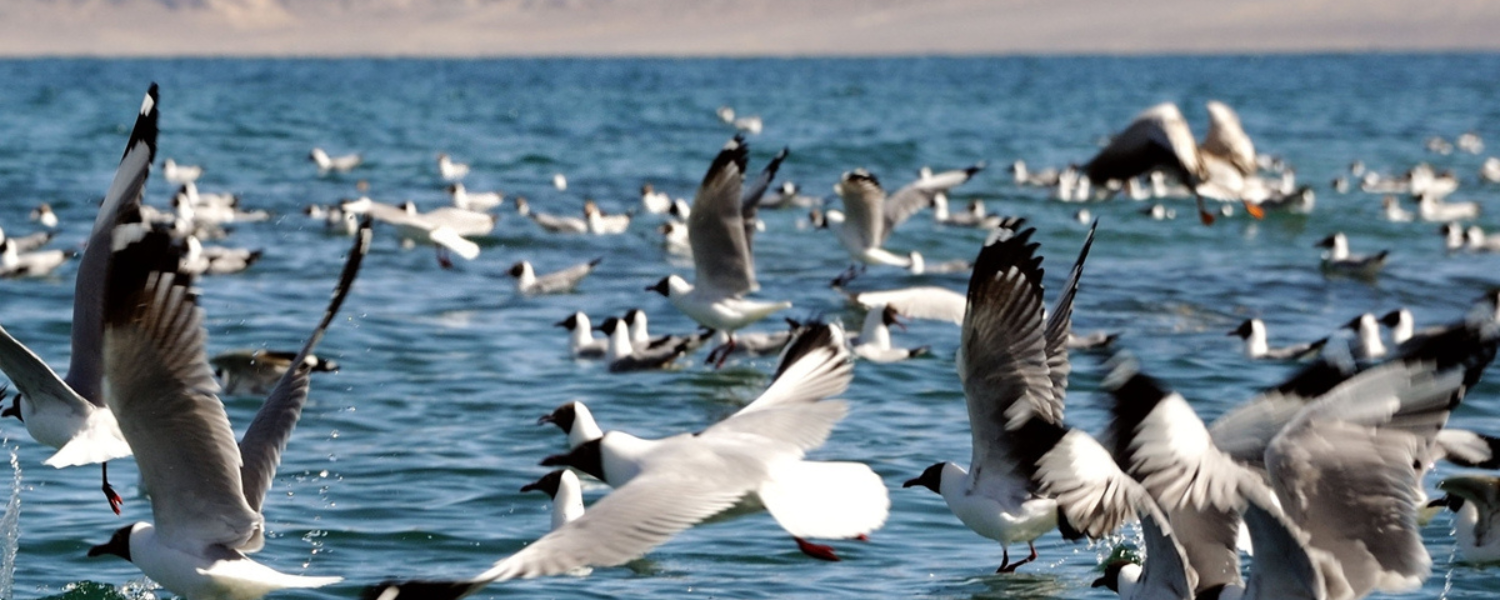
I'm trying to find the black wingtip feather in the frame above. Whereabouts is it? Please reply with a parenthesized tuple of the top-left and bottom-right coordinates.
(361, 580, 478, 600)
(967, 226, 1044, 313)
(704, 136, 750, 188)
(1100, 353, 1174, 464)
(772, 320, 835, 379)
(123, 84, 160, 165)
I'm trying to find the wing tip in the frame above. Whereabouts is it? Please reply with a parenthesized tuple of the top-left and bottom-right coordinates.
(361, 580, 479, 600)
(103, 226, 191, 327)
(124, 83, 160, 165)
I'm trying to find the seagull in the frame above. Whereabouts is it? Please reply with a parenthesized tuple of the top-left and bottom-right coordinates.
(716, 105, 763, 135)
(1009, 160, 1060, 187)
(835, 282, 967, 325)
(364, 325, 882, 600)
(86, 213, 368, 600)
(648, 137, 791, 366)
(518, 470, 590, 576)
(1228, 318, 1328, 360)
(1416, 192, 1480, 222)
(850, 305, 929, 363)
(0, 225, 55, 253)
(162, 158, 202, 184)
(506, 258, 601, 295)
(308, 148, 362, 174)
(1315, 232, 1387, 279)
(0, 238, 75, 278)
(931, 193, 1017, 230)
(553, 312, 605, 358)
(1383, 195, 1415, 222)
(402, 201, 496, 238)
(446, 183, 502, 211)
(210, 349, 339, 396)
(179, 236, 261, 276)
(29, 203, 58, 229)
(829, 164, 980, 268)
(639, 183, 673, 214)
(515, 198, 587, 233)
(657, 220, 691, 256)
(1380, 308, 1417, 346)
(1435, 475, 1500, 563)
(582, 199, 630, 234)
(1344, 313, 1388, 360)
(620, 308, 715, 356)
(1066, 330, 1117, 351)
(347, 197, 479, 267)
(594, 316, 694, 372)
(1482, 157, 1500, 183)
(437, 153, 470, 181)
(0, 84, 159, 513)
(759, 182, 822, 209)
(1466, 225, 1500, 252)
(904, 223, 1097, 573)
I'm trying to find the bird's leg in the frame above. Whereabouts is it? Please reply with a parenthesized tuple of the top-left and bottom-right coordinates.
(998, 542, 1039, 573)
(1242, 199, 1266, 219)
(1195, 193, 1215, 226)
(996, 546, 1011, 573)
(707, 333, 738, 369)
(434, 245, 454, 270)
(102, 462, 122, 515)
(794, 537, 841, 562)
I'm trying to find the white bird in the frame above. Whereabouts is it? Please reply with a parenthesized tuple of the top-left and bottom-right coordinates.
(0, 225, 55, 253)
(1227, 318, 1327, 361)
(29, 203, 58, 229)
(0, 238, 74, 278)
(657, 220, 691, 256)
(1344, 313, 1388, 360)
(403, 201, 496, 238)
(1009, 160, 1060, 187)
(621, 308, 715, 356)
(522, 469, 585, 533)
(87, 215, 368, 600)
(1435, 475, 1500, 563)
(515, 198, 587, 233)
(1416, 192, 1480, 222)
(1458, 132, 1485, 154)
(1481, 157, 1500, 183)
(446, 183, 502, 211)
(904, 223, 1096, 573)
(836, 282, 967, 325)
(437, 153, 470, 181)
(850, 304, 929, 363)
(162, 158, 202, 184)
(594, 316, 695, 372)
(582, 199, 630, 235)
(0, 85, 157, 514)
(931, 193, 1017, 229)
(830, 165, 981, 268)
(716, 105, 763, 135)
(1383, 195, 1415, 222)
(1465, 226, 1500, 252)
(639, 183, 673, 214)
(347, 197, 479, 267)
(210, 349, 339, 397)
(308, 147, 362, 174)
(648, 137, 791, 365)
(506, 258, 601, 295)
(553, 312, 605, 358)
(363, 324, 884, 600)
(759, 182, 821, 209)
(179, 236, 261, 277)
(1315, 232, 1387, 279)
(552, 173, 568, 191)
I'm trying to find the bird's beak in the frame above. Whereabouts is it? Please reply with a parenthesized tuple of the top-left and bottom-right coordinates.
(900, 477, 921, 488)
(537, 414, 556, 426)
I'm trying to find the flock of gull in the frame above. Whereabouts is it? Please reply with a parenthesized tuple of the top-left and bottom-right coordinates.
(1, 81, 1500, 600)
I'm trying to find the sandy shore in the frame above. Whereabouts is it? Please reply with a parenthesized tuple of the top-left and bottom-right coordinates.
(2, 0, 1498, 57)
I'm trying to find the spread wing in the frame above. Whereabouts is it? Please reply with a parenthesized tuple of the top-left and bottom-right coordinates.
(688, 137, 755, 296)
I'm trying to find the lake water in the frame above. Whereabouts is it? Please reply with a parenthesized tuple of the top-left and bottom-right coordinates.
(1, 55, 1499, 599)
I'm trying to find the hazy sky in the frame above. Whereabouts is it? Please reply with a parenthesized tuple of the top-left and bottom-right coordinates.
(3, 0, 1499, 57)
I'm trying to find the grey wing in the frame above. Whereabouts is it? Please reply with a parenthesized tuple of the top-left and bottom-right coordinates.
(1040, 222, 1096, 408)
(1201, 101, 1257, 175)
(1240, 479, 1342, 600)
(67, 84, 158, 406)
(535, 258, 600, 294)
(738, 322, 852, 414)
(240, 221, 371, 517)
(1266, 420, 1431, 597)
(849, 287, 966, 324)
(835, 171, 885, 251)
(1033, 428, 1143, 540)
(1137, 501, 1199, 600)
(739, 147, 789, 254)
(688, 137, 755, 296)
(0, 324, 95, 418)
(881, 182, 936, 244)
(466, 469, 754, 584)
(1084, 103, 1202, 185)
(102, 228, 259, 549)
(708, 400, 848, 454)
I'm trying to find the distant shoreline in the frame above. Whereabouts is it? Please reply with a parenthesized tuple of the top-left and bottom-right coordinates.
(2, 50, 1497, 60)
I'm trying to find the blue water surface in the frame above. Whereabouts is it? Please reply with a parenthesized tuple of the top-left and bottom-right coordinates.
(0, 55, 1499, 599)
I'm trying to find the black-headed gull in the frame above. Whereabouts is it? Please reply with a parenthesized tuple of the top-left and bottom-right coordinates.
(309, 147, 362, 174)
(87, 217, 369, 599)
(507, 258, 601, 295)
(210, 349, 339, 397)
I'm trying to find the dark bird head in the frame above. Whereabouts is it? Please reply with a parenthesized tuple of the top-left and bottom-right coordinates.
(446, 183, 460, 195)
(646, 276, 672, 297)
(1343, 314, 1367, 331)
(87, 524, 135, 561)
(902, 462, 946, 494)
(553, 313, 581, 330)
(593, 316, 623, 334)
(520, 470, 567, 498)
(1228, 319, 1254, 338)
(540, 438, 605, 481)
(622, 308, 644, 326)
(1313, 233, 1339, 249)
(538, 402, 578, 432)
(507, 261, 527, 278)
(881, 305, 905, 330)
(1379, 309, 1406, 328)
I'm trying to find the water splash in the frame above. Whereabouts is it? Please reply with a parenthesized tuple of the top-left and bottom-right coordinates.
(0, 440, 22, 600)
